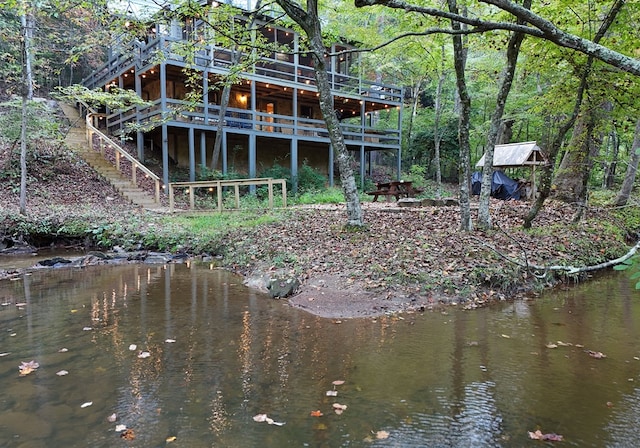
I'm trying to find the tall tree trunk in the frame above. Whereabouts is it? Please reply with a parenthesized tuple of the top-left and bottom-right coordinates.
(476, 0, 529, 230)
(448, 0, 472, 231)
(552, 97, 602, 206)
(523, 0, 624, 228)
(405, 77, 425, 161)
(276, 0, 363, 226)
(432, 43, 446, 198)
(614, 117, 640, 206)
(603, 128, 619, 189)
(19, 8, 33, 216)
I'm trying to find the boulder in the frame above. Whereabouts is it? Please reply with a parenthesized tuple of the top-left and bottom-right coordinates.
(268, 276, 301, 299)
(397, 198, 422, 207)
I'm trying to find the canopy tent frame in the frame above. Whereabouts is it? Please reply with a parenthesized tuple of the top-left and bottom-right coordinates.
(475, 141, 546, 198)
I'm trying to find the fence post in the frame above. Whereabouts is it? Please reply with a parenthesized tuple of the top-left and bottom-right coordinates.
(169, 184, 175, 212)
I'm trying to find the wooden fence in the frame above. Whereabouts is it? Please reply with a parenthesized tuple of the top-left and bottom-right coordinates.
(168, 178, 287, 212)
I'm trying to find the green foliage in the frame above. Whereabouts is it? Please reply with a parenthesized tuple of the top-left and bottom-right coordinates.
(295, 162, 328, 193)
(55, 85, 151, 112)
(613, 255, 640, 290)
(292, 187, 344, 205)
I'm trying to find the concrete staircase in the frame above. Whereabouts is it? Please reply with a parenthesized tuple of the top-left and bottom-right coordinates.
(60, 103, 163, 210)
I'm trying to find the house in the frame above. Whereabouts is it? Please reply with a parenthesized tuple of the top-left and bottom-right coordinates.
(81, 1, 403, 190)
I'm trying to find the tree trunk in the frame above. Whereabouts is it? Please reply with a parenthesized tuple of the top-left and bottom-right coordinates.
(602, 128, 619, 189)
(614, 117, 640, 207)
(523, 0, 623, 228)
(405, 77, 424, 161)
(19, 9, 33, 216)
(448, 0, 472, 231)
(210, 69, 235, 170)
(276, 0, 363, 226)
(477, 0, 528, 230)
(432, 43, 446, 198)
(552, 98, 602, 205)
(210, 1, 263, 171)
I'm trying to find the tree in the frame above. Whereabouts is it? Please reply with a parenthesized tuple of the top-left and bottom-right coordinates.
(447, 0, 472, 231)
(476, 0, 528, 230)
(19, 1, 34, 215)
(275, 0, 364, 227)
(614, 118, 640, 207)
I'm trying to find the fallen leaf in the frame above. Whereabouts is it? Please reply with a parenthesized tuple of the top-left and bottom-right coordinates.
(376, 430, 390, 440)
(0, 352, 10, 357)
(546, 343, 558, 349)
(128, 344, 137, 351)
(310, 410, 323, 417)
(501, 334, 511, 339)
(137, 351, 151, 358)
(83, 327, 93, 331)
(81, 402, 93, 408)
(107, 413, 117, 422)
(15, 302, 27, 307)
(115, 424, 127, 432)
(252, 414, 285, 426)
(333, 403, 348, 415)
(557, 341, 572, 346)
(332, 380, 345, 386)
(326, 390, 338, 397)
(586, 350, 606, 359)
(528, 429, 563, 441)
(165, 339, 176, 343)
(56, 370, 69, 376)
(166, 436, 177, 442)
(18, 360, 39, 376)
(120, 429, 135, 440)
(58, 348, 68, 353)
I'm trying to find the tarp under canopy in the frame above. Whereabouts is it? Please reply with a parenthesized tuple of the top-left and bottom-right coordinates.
(472, 170, 521, 200)
(475, 141, 545, 168)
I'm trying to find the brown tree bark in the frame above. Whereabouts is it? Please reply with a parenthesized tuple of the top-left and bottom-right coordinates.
(476, 0, 528, 230)
(448, 0, 472, 231)
(614, 118, 640, 207)
(276, 0, 364, 226)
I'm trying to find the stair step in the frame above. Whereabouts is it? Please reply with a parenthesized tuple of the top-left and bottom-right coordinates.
(60, 102, 161, 211)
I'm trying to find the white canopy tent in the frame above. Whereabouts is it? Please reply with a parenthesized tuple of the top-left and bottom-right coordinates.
(475, 141, 545, 168)
(475, 141, 546, 198)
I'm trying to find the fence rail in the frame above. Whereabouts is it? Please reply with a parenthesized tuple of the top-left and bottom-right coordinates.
(85, 113, 162, 204)
(168, 178, 287, 212)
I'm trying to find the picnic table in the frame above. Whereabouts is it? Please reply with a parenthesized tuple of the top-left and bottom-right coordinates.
(366, 181, 424, 202)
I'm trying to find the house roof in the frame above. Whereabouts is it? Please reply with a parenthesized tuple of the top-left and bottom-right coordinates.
(475, 141, 545, 168)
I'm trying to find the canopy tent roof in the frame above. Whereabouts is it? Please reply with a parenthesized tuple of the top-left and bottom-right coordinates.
(475, 141, 545, 168)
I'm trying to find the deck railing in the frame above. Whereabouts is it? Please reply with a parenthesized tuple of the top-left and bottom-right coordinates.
(85, 113, 162, 204)
(168, 178, 287, 212)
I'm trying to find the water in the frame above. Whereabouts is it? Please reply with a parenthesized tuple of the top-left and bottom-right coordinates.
(0, 263, 639, 447)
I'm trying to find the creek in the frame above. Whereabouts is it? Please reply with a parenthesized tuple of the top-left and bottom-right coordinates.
(0, 262, 638, 447)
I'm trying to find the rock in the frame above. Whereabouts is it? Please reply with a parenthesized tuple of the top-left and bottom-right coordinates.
(397, 198, 422, 207)
(421, 197, 459, 207)
(37, 257, 72, 267)
(144, 253, 171, 264)
(268, 276, 300, 299)
(86, 251, 110, 259)
(0, 237, 36, 255)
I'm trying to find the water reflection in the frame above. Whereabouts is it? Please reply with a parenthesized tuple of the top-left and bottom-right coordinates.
(0, 265, 639, 447)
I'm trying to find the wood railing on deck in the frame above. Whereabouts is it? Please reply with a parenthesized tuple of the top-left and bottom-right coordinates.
(85, 113, 161, 204)
(168, 178, 287, 212)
